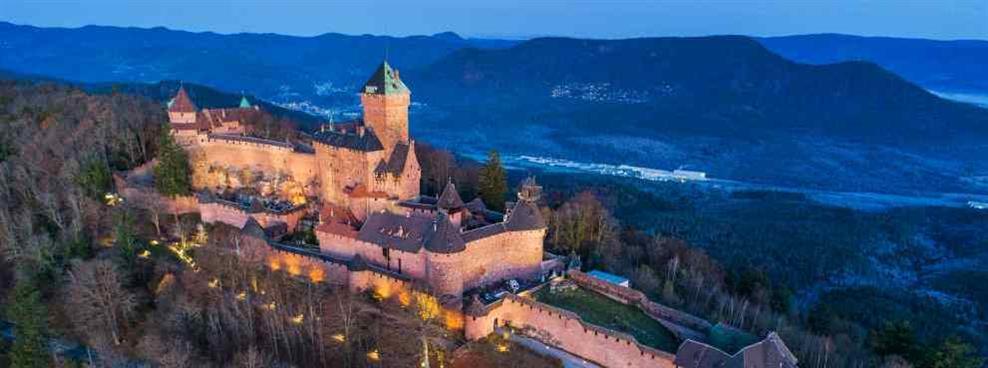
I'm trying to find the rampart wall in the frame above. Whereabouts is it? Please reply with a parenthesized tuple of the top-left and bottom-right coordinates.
(114, 172, 199, 215)
(316, 232, 428, 280)
(314, 143, 382, 204)
(199, 201, 306, 231)
(458, 228, 546, 291)
(569, 271, 712, 335)
(193, 139, 318, 188)
(464, 294, 676, 368)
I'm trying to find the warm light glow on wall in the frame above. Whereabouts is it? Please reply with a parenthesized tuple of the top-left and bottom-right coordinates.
(372, 280, 393, 299)
(398, 289, 412, 306)
(309, 268, 325, 283)
(443, 309, 464, 330)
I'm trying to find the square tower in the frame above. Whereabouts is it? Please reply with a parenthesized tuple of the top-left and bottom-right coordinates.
(360, 61, 410, 152)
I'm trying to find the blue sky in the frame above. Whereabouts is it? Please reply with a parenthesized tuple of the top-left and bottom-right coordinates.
(3, 0, 986, 40)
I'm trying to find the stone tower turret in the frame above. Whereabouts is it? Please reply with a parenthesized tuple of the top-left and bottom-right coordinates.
(168, 86, 198, 124)
(517, 176, 542, 202)
(360, 61, 410, 152)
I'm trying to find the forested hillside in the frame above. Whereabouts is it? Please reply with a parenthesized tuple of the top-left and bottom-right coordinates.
(0, 82, 472, 367)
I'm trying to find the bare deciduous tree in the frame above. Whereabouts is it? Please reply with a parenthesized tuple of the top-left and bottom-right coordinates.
(66, 259, 137, 346)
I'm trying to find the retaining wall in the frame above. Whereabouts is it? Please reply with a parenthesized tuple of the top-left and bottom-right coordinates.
(464, 295, 676, 368)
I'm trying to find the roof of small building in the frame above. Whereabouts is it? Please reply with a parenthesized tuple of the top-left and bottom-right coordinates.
(241, 217, 267, 239)
(587, 270, 630, 286)
(673, 332, 798, 368)
(464, 197, 487, 213)
(311, 127, 384, 152)
(169, 86, 198, 113)
(436, 180, 465, 210)
(239, 95, 252, 108)
(362, 61, 410, 95)
(357, 212, 433, 253)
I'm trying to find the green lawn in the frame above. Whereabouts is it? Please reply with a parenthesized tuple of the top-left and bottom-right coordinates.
(533, 286, 680, 352)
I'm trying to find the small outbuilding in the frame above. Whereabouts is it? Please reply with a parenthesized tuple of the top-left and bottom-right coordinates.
(587, 270, 630, 287)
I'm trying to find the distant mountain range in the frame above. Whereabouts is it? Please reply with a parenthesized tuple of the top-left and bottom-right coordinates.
(759, 33, 988, 95)
(1, 22, 986, 194)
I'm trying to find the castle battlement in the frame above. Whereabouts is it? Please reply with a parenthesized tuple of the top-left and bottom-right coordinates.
(203, 133, 299, 153)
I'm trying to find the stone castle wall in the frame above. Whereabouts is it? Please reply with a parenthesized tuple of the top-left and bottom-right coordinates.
(314, 142, 382, 204)
(464, 294, 676, 368)
(316, 232, 429, 280)
(317, 226, 546, 300)
(459, 228, 546, 291)
(569, 271, 712, 334)
(113, 169, 199, 215)
(192, 139, 319, 190)
(199, 201, 307, 231)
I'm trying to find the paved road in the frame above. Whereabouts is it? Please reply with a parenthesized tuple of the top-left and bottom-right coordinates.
(497, 327, 601, 368)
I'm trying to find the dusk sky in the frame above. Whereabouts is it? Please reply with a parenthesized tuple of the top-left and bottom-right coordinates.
(3, 0, 987, 40)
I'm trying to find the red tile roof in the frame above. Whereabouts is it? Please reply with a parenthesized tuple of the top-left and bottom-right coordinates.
(168, 86, 198, 113)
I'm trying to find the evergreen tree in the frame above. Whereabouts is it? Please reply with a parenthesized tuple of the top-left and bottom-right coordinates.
(153, 127, 191, 197)
(478, 150, 508, 212)
(75, 155, 112, 199)
(926, 337, 984, 368)
(5, 279, 50, 368)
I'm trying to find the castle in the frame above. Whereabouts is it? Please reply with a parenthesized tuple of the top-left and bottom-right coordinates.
(143, 62, 795, 368)
(165, 61, 549, 305)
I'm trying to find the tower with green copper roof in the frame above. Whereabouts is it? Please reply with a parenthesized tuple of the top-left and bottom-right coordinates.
(239, 95, 252, 108)
(360, 60, 411, 151)
(362, 60, 410, 95)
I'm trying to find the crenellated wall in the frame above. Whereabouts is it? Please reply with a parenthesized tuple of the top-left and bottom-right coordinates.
(464, 294, 677, 368)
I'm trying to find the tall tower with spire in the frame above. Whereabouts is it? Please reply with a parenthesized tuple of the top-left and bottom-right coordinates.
(360, 61, 410, 152)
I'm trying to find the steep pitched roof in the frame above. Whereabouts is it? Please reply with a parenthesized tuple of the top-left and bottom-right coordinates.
(424, 212, 466, 254)
(374, 143, 410, 176)
(504, 200, 546, 231)
(169, 86, 198, 113)
(241, 217, 267, 239)
(436, 180, 465, 210)
(239, 95, 252, 108)
(357, 212, 433, 253)
(674, 340, 731, 368)
(731, 332, 798, 368)
(673, 332, 798, 368)
(311, 128, 384, 152)
(362, 61, 410, 95)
